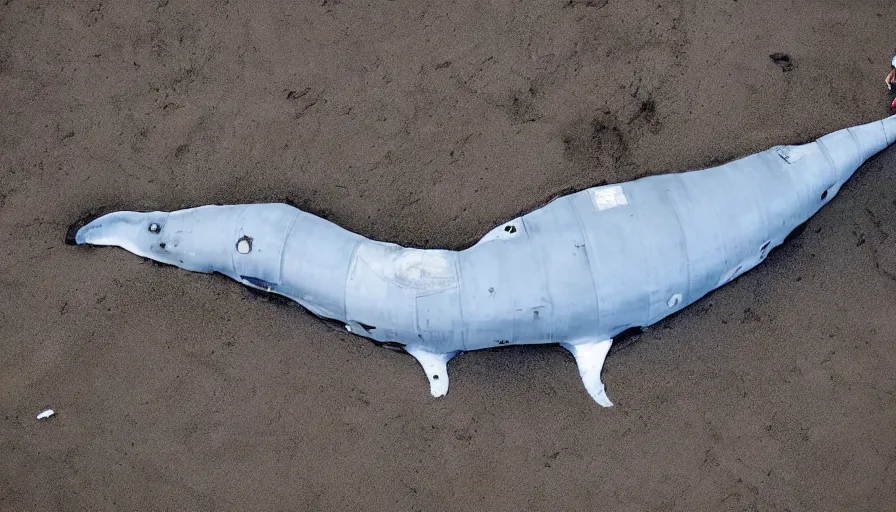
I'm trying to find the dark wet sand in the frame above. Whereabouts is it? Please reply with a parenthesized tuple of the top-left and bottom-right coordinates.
(2, 1, 896, 510)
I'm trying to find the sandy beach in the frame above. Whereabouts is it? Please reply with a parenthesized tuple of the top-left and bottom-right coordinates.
(2, 1, 895, 510)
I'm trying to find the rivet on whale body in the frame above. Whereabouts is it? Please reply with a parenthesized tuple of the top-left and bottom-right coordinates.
(236, 236, 252, 254)
(148, 223, 161, 233)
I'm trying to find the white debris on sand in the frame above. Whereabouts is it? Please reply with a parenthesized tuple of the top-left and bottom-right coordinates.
(36, 409, 55, 420)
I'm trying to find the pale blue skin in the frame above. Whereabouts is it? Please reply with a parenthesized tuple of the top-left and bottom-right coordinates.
(73, 116, 896, 406)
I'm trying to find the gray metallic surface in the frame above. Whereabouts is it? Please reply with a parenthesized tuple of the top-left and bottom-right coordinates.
(72, 115, 896, 406)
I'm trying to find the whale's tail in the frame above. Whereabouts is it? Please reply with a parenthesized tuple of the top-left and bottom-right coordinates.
(816, 115, 896, 184)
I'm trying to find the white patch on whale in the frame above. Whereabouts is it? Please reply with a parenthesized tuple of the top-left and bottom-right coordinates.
(591, 185, 628, 211)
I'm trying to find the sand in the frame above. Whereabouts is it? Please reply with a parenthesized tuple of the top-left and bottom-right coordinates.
(2, 1, 895, 510)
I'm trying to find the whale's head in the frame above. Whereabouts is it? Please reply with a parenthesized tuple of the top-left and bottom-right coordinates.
(67, 206, 246, 275)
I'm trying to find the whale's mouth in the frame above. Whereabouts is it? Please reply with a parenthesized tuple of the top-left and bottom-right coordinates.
(64, 206, 150, 246)
(65, 207, 114, 246)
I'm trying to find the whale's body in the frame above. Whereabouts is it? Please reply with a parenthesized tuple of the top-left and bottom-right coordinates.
(72, 116, 896, 406)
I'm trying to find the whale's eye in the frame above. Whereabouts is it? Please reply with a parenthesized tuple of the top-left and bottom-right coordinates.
(148, 223, 161, 233)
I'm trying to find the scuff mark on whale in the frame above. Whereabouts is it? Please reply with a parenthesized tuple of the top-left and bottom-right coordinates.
(67, 115, 896, 406)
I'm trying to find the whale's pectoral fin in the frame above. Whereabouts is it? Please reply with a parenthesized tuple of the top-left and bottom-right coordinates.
(561, 339, 614, 407)
(404, 345, 458, 398)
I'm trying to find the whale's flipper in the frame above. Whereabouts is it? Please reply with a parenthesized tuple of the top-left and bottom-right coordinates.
(562, 339, 614, 407)
(405, 346, 458, 398)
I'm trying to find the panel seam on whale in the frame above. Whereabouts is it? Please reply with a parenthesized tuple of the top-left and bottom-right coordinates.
(659, 175, 691, 317)
(277, 209, 303, 288)
(343, 239, 363, 326)
(814, 138, 840, 191)
(846, 127, 867, 162)
(568, 192, 602, 336)
(453, 255, 467, 351)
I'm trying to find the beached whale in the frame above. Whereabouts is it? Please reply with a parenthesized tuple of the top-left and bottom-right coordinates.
(69, 115, 896, 406)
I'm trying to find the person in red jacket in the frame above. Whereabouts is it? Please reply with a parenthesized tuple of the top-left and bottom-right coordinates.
(886, 52, 896, 90)
(887, 51, 896, 113)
